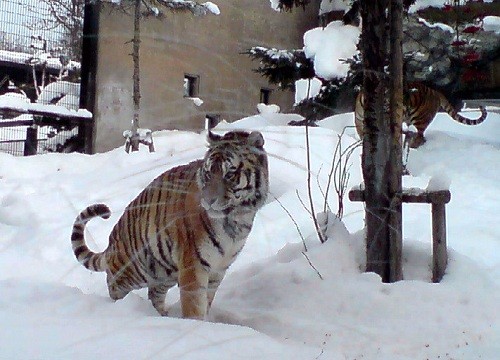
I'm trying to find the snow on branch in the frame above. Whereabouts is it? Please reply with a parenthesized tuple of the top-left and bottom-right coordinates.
(245, 47, 314, 91)
(145, 0, 220, 16)
(273, 0, 310, 12)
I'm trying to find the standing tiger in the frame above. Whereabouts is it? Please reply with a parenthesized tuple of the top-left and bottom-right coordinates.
(354, 82, 487, 148)
(71, 130, 269, 319)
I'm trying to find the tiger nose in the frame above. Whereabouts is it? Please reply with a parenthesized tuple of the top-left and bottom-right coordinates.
(202, 180, 225, 206)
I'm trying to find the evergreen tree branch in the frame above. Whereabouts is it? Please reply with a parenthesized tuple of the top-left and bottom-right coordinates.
(245, 47, 315, 91)
(277, 0, 311, 12)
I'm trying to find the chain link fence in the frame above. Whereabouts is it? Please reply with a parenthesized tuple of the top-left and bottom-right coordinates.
(0, 0, 87, 155)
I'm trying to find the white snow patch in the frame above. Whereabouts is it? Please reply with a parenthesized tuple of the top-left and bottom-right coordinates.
(0, 50, 80, 71)
(303, 21, 360, 80)
(319, 0, 351, 15)
(269, 0, 280, 11)
(203, 2, 220, 15)
(409, 0, 448, 13)
(257, 103, 280, 114)
(410, 0, 495, 13)
(190, 97, 204, 106)
(0, 95, 91, 119)
(295, 77, 322, 104)
(426, 174, 451, 191)
(418, 17, 454, 33)
(0, 110, 499, 359)
(483, 16, 500, 34)
(38, 81, 81, 111)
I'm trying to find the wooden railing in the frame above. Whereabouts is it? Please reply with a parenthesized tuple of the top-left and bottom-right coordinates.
(349, 188, 451, 283)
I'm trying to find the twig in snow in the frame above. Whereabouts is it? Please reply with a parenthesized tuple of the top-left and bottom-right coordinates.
(302, 252, 324, 280)
(273, 194, 307, 252)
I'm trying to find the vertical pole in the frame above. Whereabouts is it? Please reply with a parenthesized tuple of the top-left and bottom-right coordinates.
(24, 125, 38, 156)
(360, 0, 391, 282)
(79, 1, 100, 154)
(129, 0, 142, 152)
(432, 203, 448, 282)
(388, 0, 404, 281)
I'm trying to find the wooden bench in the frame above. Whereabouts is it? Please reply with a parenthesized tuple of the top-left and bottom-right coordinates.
(349, 188, 451, 283)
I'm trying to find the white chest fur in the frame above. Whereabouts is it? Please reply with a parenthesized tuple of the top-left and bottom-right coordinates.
(199, 211, 255, 271)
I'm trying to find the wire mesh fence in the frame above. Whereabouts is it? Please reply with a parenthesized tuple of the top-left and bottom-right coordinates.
(0, 120, 81, 156)
(0, 125, 28, 156)
(0, 0, 85, 156)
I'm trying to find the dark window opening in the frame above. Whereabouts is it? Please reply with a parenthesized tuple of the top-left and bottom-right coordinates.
(260, 88, 272, 105)
(184, 74, 199, 97)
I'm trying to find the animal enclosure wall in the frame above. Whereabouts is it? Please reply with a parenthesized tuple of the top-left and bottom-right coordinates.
(94, 0, 319, 152)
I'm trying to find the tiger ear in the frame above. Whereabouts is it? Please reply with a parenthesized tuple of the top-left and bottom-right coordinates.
(248, 131, 264, 147)
(207, 130, 221, 145)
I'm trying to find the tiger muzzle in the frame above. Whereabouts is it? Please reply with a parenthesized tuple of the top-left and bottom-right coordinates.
(201, 176, 227, 212)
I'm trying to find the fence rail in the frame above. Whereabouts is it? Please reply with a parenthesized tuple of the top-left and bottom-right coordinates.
(464, 99, 500, 113)
(0, 134, 27, 156)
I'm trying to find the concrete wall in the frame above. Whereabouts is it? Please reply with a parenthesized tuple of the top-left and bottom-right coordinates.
(94, 1, 319, 152)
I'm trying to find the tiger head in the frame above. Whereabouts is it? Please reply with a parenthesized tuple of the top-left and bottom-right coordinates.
(198, 130, 269, 218)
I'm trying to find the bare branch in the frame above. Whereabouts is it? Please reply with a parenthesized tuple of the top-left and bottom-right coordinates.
(324, 126, 360, 219)
(305, 122, 326, 243)
(301, 252, 323, 280)
(272, 194, 307, 252)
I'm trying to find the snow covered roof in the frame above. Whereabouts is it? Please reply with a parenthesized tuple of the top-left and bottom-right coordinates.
(0, 49, 80, 72)
(0, 93, 91, 120)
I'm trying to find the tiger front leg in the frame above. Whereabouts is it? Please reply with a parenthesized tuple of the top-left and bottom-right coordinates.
(148, 282, 175, 316)
(207, 270, 226, 311)
(178, 262, 210, 320)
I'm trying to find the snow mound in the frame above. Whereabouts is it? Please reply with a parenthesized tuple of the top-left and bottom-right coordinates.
(0, 111, 499, 359)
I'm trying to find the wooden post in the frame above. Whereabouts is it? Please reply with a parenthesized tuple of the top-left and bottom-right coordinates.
(79, 1, 100, 154)
(432, 203, 448, 283)
(360, 0, 392, 282)
(388, 0, 404, 282)
(24, 125, 38, 156)
(349, 188, 451, 282)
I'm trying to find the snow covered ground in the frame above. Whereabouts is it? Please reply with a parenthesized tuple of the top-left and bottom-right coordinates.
(0, 109, 499, 359)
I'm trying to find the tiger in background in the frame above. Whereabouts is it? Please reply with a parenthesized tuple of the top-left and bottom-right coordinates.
(354, 82, 487, 148)
(71, 130, 269, 320)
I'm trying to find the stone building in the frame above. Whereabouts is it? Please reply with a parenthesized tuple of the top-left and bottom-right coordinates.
(92, 1, 319, 152)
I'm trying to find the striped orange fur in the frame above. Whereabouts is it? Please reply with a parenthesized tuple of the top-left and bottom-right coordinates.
(354, 82, 487, 148)
(71, 131, 269, 319)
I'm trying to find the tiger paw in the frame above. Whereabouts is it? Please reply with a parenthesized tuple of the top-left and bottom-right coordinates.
(156, 306, 169, 316)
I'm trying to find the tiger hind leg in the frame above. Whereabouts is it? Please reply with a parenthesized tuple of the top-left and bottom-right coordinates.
(106, 272, 132, 301)
(409, 132, 426, 148)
